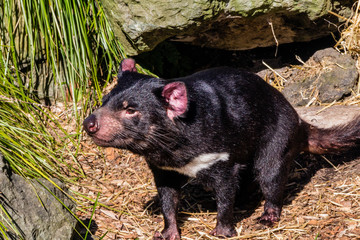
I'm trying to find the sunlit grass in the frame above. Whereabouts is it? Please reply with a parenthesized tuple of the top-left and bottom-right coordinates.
(0, 0, 130, 238)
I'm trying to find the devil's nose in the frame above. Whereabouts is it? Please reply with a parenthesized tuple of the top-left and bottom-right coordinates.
(83, 114, 99, 134)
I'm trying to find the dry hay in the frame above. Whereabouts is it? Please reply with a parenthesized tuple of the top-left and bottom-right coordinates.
(334, 1, 360, 98)
(335, 1, 360, 59)
(73, 136, 360, 239)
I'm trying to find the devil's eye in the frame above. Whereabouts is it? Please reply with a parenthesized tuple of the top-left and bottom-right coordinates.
(125, 108, 136, 115)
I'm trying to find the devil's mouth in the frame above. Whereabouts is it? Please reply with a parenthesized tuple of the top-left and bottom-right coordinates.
(90, 135, 135, 148)
(90, 136, 115, 146)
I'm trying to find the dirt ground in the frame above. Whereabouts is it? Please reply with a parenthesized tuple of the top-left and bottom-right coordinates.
(73, 106, 360, 240)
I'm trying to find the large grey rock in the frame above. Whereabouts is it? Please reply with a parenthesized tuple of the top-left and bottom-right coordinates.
(0, 155, 78, 240)
(281, 48, 358, 106)
(102, 0, 353, 55)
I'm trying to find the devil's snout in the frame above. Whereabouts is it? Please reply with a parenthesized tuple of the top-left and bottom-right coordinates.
(83, 114, 99, 134)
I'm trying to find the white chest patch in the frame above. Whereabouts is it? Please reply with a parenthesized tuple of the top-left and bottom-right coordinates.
(159, 152, 230, 178)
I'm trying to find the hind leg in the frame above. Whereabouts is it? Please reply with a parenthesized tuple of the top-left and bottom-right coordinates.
(255, 144, 298, 226)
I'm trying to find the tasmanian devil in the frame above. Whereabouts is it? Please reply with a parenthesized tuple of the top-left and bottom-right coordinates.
(83, 58, 360, 239)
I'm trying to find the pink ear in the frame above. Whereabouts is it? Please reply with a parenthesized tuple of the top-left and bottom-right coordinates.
(162, 82, 188, 120)
(121, 58, 137, 72)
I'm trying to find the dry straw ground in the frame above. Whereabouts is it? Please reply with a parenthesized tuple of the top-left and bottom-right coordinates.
(74, 138, 360, 239)
(69, 2, 360, 239)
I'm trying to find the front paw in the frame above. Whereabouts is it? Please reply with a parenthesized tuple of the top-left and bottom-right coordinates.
(210, 225, 236, 238)
(259, 207, 280, 226)
(153, 228, 180, 240)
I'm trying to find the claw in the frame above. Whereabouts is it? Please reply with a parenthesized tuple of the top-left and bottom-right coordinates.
(210, 225, 236, 238)
(259, 207, 280, 226)
(153, 229, 180, 240)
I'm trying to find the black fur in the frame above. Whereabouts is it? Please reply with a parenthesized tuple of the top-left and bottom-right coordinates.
(83, 59, 360, 239)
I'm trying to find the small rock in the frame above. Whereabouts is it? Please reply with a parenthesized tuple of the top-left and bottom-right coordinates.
(281, 48, 358, 106)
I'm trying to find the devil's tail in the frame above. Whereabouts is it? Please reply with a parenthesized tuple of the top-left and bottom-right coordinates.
(303, 116, 360, 155)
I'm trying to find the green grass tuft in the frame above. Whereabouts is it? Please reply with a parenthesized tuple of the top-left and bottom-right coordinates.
(0, 0, 133, 238)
